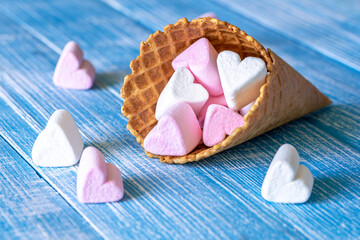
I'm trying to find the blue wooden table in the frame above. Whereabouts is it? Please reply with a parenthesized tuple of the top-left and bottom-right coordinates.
(0, 0, 359, 239)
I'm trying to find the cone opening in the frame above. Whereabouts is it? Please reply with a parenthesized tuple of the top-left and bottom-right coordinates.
(121, 17, 274, 163)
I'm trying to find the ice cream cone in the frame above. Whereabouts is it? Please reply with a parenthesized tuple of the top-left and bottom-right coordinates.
(121, 17, 331, 164)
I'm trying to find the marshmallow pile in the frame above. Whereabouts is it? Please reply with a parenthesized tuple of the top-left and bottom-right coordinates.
(144, 38, 267, 156)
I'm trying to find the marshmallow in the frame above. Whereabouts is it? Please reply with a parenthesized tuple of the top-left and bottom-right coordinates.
(197, 12, 217, 19)
(239, 101, 255, 116)
(198, 94, 228, 128)
(32, 109, 84, 167)
(217, 51, 267, 111)
(172, 38, 222, 96)
(53, 41, 96, 90)
(203, 104, 244, 147)
(155, 67, 209, 120)
(145, 102, 202, 156)
(261, 144, 314, 203)
(77, 147, 124, 203)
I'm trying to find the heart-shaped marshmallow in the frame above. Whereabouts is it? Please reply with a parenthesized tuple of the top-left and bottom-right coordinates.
(155, 67, 209, 120)
(203, 104, 244, 147)
(32, 109, 84, 167)
(239, 101, 255, 116)
(198, 94, 228, 128)
(217, 51, 267, 111)
(77, 147, 124, 203)
(197, 12, 217, 19)
(261, 144, 314, 203)
(53, 41, 96, 90)
(172, 38, 222, 96)
(145, 102, 202, 156)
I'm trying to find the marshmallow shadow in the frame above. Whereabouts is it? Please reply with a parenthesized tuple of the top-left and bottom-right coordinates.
(92, 71, 129, 90)
(308, 174, 355, 203)
(121, 176, 147, 202)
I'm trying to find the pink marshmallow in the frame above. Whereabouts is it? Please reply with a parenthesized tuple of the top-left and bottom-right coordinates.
(53, 41, 96, 90)
(172, 38, 223, 96)
(144, 102, 202, 156)
(203, 104, 244, 147)
(197, 12, 217, 19)
(77, 147, 124, 203)
(239, 101, 255, 116)
(198, 94, 228, 128)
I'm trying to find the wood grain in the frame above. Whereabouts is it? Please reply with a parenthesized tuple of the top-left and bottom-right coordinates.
(212, 0, 360, 72)
(0, 136, 101, 239)
(101, 0, 360, 151)
(2, 0, 360, 151)
(0, 0, 359, 239)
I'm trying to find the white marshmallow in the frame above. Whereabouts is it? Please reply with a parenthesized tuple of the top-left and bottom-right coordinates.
(32, 109, 84, 167)
(155, 67, 209, 120)
(261, 144, 314, 203)
(217, 51, 267, 111)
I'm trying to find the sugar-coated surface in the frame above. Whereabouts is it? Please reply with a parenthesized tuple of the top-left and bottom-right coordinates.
(145, 102, 202, 155)
(32, 109, 84, 167)
(172, 37, 223, 96)
(77, 147, 124, 203)
(217, 51, 267, 111)
(155, 67, 209, 120)
(198, 94, 228, 128)
(203, 104, 244, 147)
(53, 41, 96, 90)
(261, 144, 314, 203)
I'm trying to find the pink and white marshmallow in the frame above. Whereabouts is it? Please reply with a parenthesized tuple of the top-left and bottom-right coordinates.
(53, 41, 96, 90)
(77, 147, 124, 203)
(155, 67, 209, 120)
(172, 38, 222, 96)
(32, 109, 84, 167)
(217, 51, 267, 111)
(261, 144, 314, 203)
(198, 94, 228, 128)
(145, 102, 202, 156)
(203, 104, 244, 147)
(239, 101, 255, 116)
(197, 12, 217, 19)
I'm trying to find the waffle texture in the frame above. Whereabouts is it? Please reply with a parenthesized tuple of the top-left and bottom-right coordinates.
(121, 17, 331, 164)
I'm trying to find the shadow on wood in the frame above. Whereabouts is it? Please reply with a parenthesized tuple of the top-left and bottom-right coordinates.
(121, 176, 147, 202)
(92, 71, 129, 91)
(308, 174, 357, 204)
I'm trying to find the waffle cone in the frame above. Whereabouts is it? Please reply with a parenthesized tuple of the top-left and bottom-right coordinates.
(121, 17, 331, 164)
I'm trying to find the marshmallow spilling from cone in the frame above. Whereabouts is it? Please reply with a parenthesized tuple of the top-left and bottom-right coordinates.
(145, 37, 266, 155)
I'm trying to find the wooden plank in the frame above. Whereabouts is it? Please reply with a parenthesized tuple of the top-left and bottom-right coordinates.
(0, 74, 307, 239)
(1, 0, 360, 151)
(211, 0, 360, 72)
(1, 69, 360, 239)
(0, 137, 101, 239)
(100, 0, 360, 151)
(0, 0, 359, 239)
(0, 13, 307, 239)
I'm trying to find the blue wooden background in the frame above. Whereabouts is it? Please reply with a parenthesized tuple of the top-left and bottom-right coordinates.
(0, 0, 359, 239)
